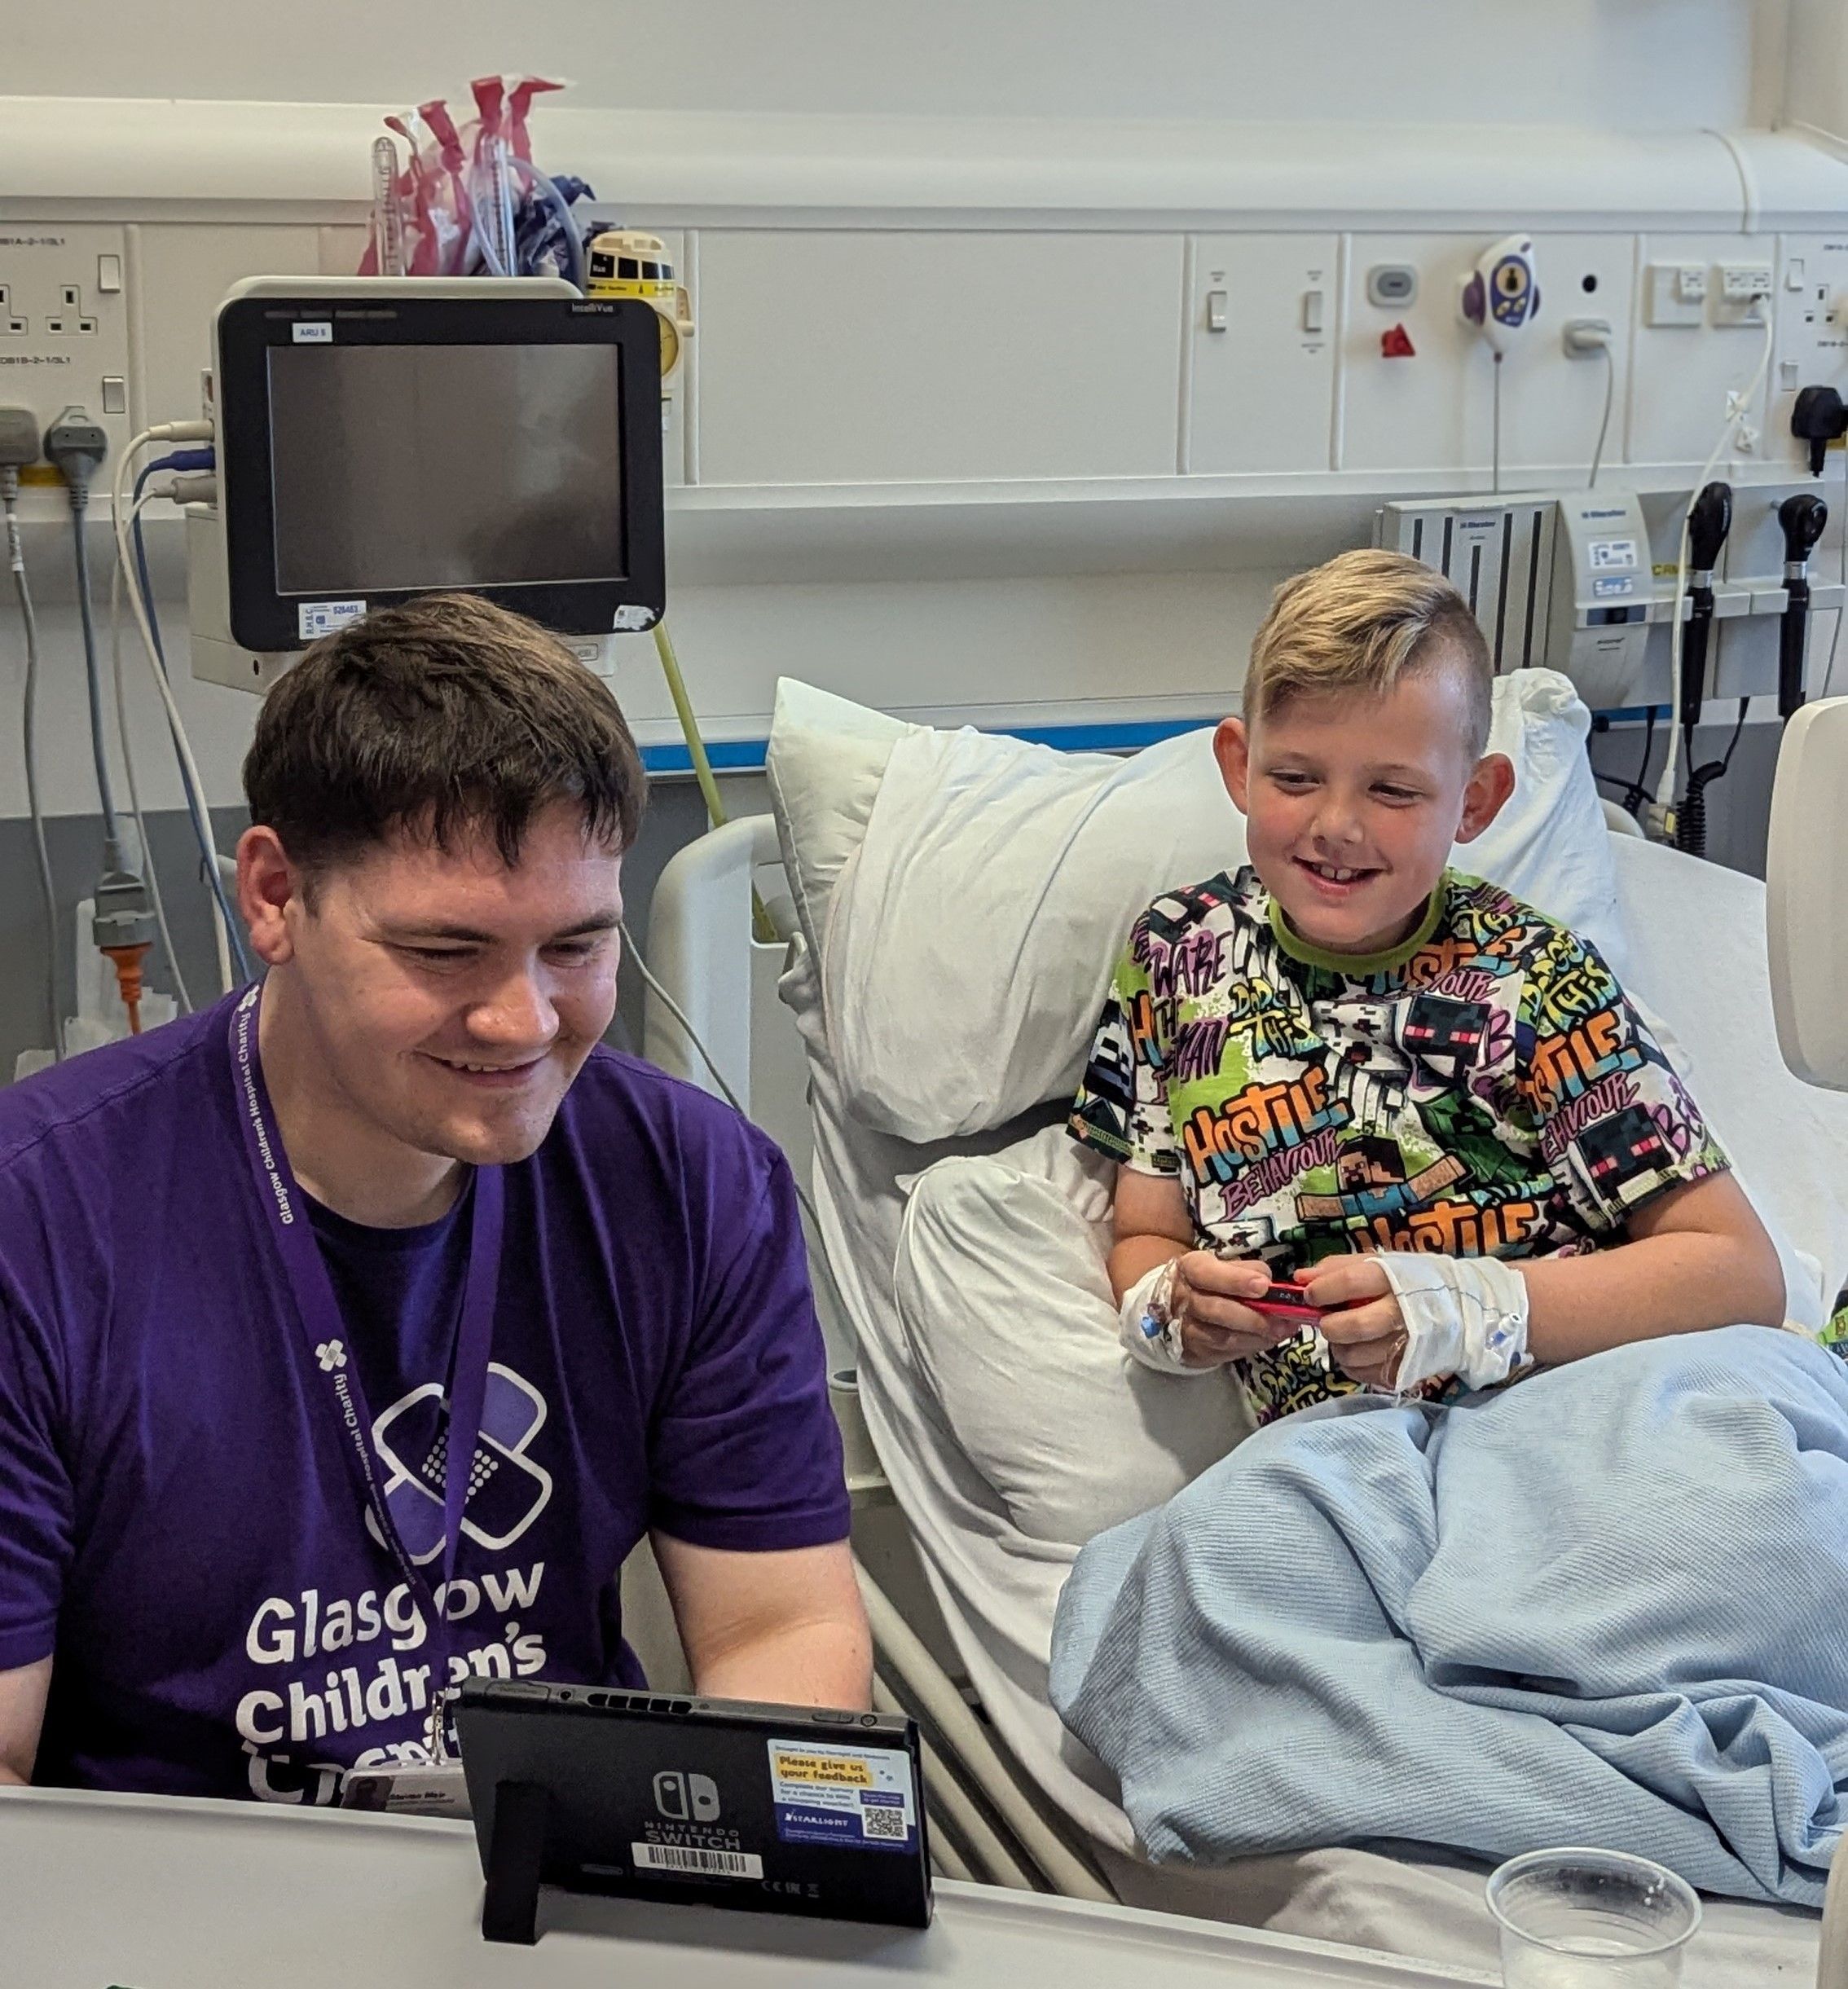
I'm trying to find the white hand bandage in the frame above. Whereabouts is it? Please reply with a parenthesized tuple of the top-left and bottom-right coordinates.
(1119, 1259, 1198, 1375)
(1375, 1252, 1531, 1394)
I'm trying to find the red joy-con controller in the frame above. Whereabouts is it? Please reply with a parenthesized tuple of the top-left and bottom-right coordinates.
(1244, 1278, 1324, 1322)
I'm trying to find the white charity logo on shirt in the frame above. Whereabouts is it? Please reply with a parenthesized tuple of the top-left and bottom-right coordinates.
(315, 1340, 348, 1371)
(364, 1362, 554, 1564)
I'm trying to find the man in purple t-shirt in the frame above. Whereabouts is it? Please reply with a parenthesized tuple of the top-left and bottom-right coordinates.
(0, 594, 867, 1804)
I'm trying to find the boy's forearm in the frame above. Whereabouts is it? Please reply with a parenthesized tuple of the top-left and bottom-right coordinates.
(1519, 1226, 1785, 1366)
(1107, 1234, 1189, 1305)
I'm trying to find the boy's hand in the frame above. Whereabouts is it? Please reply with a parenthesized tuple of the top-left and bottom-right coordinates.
(1301, 1257, 1410, 1387)
(1171, 1253, 1292, 1367)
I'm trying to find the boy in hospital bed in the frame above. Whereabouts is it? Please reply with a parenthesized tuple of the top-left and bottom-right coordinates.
(1068, 548, 1784, 1424)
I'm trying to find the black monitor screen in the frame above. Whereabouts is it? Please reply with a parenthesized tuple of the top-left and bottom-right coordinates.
(266, 342, 626, 596)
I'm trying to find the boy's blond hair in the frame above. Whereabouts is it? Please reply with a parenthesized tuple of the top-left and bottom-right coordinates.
(1244, 549, 1494, 759)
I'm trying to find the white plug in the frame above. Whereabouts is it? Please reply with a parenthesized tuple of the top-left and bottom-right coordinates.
(1563, 317, 1613, 358)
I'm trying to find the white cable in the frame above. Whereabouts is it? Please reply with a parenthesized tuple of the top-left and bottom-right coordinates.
(1588, 341, 1615, 490)
(110, 489, 191, 1012)
(210, 857, 234, 998)
(112, 438, 243, 985)
(1652, 303, 1779, 832)
(1491, 352, 1503, 495)
(620, 916, 852, 1320)
(4, 485, 63, 1058)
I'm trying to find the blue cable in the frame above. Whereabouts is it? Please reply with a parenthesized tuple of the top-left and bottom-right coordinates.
(130, 453, 256, 983)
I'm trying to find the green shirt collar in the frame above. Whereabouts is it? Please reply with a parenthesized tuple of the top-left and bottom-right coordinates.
(1267, 873, 1449, 977)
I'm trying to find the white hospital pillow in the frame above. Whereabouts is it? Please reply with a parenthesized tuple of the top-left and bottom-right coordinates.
(802, 668, 1626, 1142)
(893, 1124, 1252, 1546)
(764, 679, 908, 968)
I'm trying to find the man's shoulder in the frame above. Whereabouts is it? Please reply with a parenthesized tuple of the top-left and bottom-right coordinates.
(0, 1001, 230, 1189)
(555, 1045, 785, 1175)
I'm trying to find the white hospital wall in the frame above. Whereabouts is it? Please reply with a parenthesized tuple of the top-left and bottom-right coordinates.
(5, 1, 1788, 128)
(0, 0, 1838, 832)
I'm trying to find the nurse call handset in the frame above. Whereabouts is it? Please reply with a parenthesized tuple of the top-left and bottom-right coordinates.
(1460, 233, 1542, 354)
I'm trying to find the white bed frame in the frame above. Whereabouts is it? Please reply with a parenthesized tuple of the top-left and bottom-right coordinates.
(638, 806, 1848, 1969)
(640, 812, 1113, 1897)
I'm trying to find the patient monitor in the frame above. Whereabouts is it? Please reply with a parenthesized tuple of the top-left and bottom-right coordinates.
(187, 277, 666, 691)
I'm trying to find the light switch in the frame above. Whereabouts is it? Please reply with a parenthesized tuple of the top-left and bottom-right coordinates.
(1206, 289, 1228, 333)
(97, 253, 122, 294)
(101, 376, 127, 416)
(1788, 258, 1808, 292)
(1302, 288, 1324, 335)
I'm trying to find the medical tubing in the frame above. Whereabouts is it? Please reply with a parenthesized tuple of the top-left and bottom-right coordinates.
(132, 513, 250, 986)
(129, 453, 218, 992)
(131, 455, 235, 880)
(112, 435, 253, 983)
(652, 621, 777, 942)
(510, 156, 587, 289)
(1656, 306, 1776, 828)
(66, 495, 121, 841)
(108, 501, 190, 1012)
(870, 1677, 1036, 1892)
(1588, 341, 1614, 489)
(856, 1563, 1114, 1903)
(4, 483, 64, 1058)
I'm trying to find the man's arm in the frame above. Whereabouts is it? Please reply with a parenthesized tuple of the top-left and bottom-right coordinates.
(1310, 1171, 1787, 1380)
(651, 1535, 871, 1708)
(0, 1658, 51, 1786)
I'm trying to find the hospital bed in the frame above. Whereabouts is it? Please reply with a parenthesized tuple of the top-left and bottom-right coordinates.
(643, 673, 1848, 1984)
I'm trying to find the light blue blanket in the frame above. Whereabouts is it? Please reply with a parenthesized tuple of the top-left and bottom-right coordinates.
(1049, 1326, 1848, 1905)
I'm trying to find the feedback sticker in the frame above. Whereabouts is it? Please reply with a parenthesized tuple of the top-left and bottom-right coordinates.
(768, 1740, 917, 1854)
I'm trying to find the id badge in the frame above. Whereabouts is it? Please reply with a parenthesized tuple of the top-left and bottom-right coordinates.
(341, 1762, 472, 1819)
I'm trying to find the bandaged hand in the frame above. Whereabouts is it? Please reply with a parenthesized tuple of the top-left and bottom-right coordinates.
(1305, 1253, 1532, 1394)
(1300, 1257, 1406, 1386)
(1119, 1252, 1291, 1373)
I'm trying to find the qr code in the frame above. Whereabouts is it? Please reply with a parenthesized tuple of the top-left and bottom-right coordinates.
(860, 1803, 906, 1842)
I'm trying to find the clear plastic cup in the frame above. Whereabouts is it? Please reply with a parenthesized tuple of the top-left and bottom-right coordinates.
(1486, 1848, 1702, 1989)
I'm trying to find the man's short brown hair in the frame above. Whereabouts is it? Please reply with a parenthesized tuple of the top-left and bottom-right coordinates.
(244, 593, 646, 885)
(1245, 549, 1494, 759)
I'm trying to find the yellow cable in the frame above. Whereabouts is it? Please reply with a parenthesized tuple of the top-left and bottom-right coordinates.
(652, 619, 778, 944)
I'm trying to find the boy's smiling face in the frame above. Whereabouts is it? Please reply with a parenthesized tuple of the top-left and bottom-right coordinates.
(1214, 654, 1515, 958)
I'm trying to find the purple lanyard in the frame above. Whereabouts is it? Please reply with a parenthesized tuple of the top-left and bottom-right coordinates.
(227, 985, 505, 1675)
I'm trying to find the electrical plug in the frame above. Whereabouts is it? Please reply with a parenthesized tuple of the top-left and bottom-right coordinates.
(0, 405, 37, 470)
(43, 406, 108, 505)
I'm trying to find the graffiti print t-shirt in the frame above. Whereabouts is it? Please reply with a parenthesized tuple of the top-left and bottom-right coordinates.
(0, 994, 849, 1802)
(1070, 865, 1726, 1424)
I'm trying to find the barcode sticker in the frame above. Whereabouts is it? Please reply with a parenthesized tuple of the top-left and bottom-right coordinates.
(631, 1842, 763, 1880)
(860, 1802, 907, 1841)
